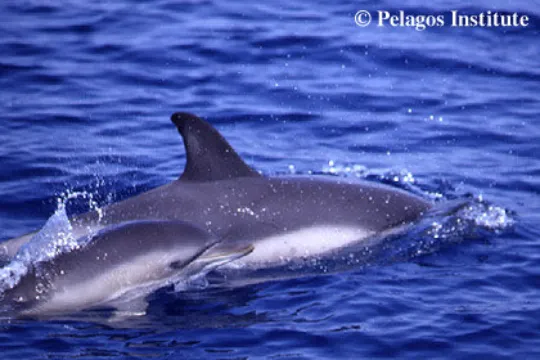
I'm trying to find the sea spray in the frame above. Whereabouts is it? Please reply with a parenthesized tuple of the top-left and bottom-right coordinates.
(0, 191, 104, 292)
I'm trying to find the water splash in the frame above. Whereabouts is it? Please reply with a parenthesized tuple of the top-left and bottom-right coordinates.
(0, 207, 72, 292)
(376, 197, 515, 264)
(0, 190, 104, 293)
(460, 195, 514, 231)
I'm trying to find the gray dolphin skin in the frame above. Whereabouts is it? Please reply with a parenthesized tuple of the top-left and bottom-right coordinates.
(1, 112, 432, 269)
(2, 220, 251, 317)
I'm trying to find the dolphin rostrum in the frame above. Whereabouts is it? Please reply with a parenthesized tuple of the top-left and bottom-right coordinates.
(1, 220, 252, 317)
(1, 113, 432, 270)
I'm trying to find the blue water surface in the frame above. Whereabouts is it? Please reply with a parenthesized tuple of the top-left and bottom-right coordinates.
(0, 0, 539, 358)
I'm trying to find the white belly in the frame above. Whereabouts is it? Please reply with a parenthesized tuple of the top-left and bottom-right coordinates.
(226, 225, 375, 268)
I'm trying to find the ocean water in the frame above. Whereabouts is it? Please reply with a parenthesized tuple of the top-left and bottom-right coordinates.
(0, 0, 539, 358)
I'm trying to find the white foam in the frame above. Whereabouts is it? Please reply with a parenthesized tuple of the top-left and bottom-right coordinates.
(0, 205, 75, 291)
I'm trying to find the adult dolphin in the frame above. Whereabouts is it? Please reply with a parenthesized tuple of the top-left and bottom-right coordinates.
(1, 113, 432, 268)
(1, 220, 251, 317)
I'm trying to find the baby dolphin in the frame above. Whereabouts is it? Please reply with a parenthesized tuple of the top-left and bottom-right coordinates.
(1, 220, 252, 317)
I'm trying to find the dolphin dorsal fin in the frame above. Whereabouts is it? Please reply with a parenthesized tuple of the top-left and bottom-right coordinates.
(171, 112, 260, 182)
